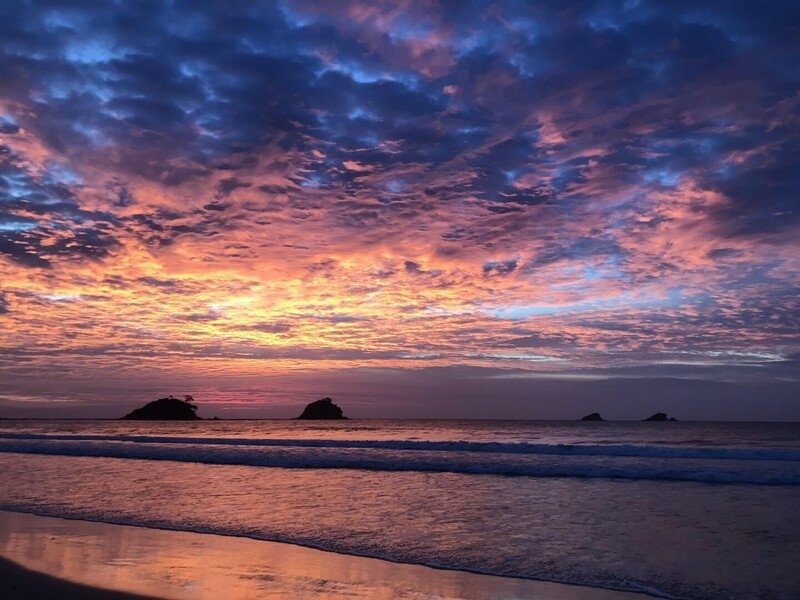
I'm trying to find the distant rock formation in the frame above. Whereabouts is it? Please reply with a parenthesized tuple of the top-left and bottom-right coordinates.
(643, 412, 678, 422)
(296, 397, 348, 420)
(122, 396, 201, 420)
(580, 412, 604, 421)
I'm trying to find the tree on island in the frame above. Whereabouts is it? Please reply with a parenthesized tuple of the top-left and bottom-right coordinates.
(121, 395, 201, 420)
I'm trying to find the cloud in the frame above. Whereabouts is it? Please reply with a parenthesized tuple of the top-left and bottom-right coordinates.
(246, 322, 293, 334)
(483, 258, 518, 276)
(0, 1, 798, 416)
(0, 118, 19, 135)
(215, 178, 252, 199)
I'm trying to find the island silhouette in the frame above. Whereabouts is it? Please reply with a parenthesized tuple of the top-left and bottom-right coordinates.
(121, 396, 201, 420)
(578, 412, 679, 422)
(120, 396, 349, 420)
(296, 398, 348, 420)
(580, 412, 604, 421)
(643, 412, 678, 422)
(118, 397, 677, 422)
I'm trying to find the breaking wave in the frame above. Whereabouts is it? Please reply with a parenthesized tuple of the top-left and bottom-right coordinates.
(0, 436, 798, 485)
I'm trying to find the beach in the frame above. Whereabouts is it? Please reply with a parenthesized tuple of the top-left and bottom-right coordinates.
(1, 555, 158, 600)
(0, 511, 649, 599)
(3, 1, 799, 596)
(1, 419, 799, 599)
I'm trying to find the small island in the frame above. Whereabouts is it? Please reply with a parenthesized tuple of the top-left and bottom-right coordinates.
(643, 412, 678, 422)
(296, 397, 348, 420)
(121, 396, 201, 420)
(580, 412, 604, 421)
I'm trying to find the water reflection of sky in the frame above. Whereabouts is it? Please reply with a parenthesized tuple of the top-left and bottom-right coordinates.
(0, 511, 635, 600)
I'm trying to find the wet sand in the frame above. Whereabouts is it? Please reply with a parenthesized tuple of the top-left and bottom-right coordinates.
(0, 556, 157, 599)
(0, 510, 653, 599)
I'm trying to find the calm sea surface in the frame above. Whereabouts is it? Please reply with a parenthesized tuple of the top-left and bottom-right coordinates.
(1, 420, 799, 599)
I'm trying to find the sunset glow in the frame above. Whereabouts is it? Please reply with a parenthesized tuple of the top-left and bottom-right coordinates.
(1, 1, 798, 418)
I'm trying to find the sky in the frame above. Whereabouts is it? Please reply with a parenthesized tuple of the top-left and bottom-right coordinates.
(0, 1, 799, 419)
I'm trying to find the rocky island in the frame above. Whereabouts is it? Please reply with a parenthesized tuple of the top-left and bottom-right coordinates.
(121, 396, 201, 420)
(580, 412, 604, 421)
(643, 412, 678, 422)
(296, 397, 348, 420)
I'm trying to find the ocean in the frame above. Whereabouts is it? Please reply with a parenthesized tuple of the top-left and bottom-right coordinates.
(1, 419, 798, 599)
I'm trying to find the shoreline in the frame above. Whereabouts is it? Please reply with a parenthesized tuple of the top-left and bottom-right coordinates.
(0, 509, 654, 599)
(4, 417, 799, 422)
(0, 557, 159, 600)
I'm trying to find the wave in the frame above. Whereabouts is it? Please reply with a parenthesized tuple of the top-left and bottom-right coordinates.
(1, 439, 799, 485)
(1, 432, 799, 461)
(0, 507, 685, 600)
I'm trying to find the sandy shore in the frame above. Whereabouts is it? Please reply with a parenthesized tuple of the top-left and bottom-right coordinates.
(0, 556, 158, 600)
(0, 510, 653, 599)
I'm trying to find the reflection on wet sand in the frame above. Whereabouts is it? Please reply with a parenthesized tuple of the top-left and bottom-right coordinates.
(0, 511, 648, 599)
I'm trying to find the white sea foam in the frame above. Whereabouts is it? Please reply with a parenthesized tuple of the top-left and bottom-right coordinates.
(2, 421, 800, 600)
(0, 438, 798, 484)
(2, 432, 799, 461)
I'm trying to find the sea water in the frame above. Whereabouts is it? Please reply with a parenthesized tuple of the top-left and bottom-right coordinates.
(1, 420, 798, 599)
